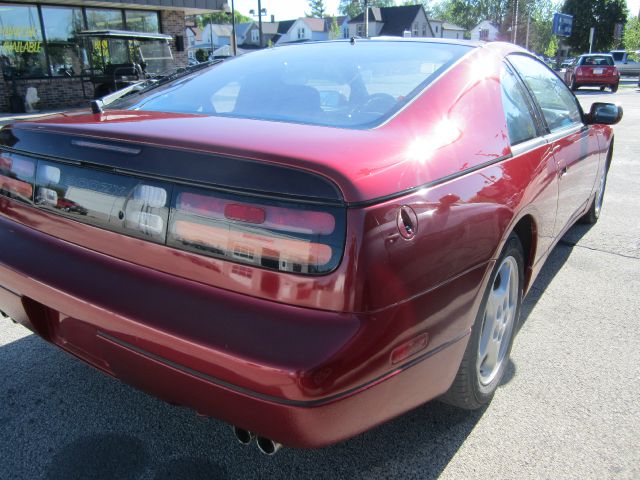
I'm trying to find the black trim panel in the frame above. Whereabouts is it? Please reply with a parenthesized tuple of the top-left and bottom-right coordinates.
(97, 329, 470, 408)
(0, 127, 343, 204)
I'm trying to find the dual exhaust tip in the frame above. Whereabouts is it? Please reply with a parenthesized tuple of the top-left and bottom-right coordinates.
(232, 426, 282, 455)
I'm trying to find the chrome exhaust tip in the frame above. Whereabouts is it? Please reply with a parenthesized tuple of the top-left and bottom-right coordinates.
(256, 437, 282, 455)
(232, 426, 255, 445)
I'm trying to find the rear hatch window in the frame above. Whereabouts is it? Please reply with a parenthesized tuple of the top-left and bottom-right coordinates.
(111, 41, 472, 128)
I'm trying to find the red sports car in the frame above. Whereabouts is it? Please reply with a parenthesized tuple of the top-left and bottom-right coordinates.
(0, 39, 622, 454)
(564, 53, 620, 92)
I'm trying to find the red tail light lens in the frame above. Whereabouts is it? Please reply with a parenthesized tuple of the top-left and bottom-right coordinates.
(168, 187, 344, 274)
(0, 153, 35, 202)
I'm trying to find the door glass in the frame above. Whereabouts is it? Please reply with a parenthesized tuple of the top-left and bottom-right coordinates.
(500, 65, 538, 145)
(509, 54, 582, 133)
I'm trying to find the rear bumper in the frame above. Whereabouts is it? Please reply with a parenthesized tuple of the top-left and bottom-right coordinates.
(575, 75, 618, 85)
(0, 214, 474, 448)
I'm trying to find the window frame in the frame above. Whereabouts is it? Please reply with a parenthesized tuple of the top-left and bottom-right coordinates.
(506, 53, 586, 136)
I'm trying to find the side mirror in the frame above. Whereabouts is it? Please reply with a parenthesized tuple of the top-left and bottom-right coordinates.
(586, 102, 623, 125)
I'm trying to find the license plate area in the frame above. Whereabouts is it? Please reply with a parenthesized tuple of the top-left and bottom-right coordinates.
(593, 68, 603, 75)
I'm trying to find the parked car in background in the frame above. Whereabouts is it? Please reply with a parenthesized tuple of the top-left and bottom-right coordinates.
(564, 54, 620, 92)
(610, 50, 640, 76)
(560, 57, 575, 69)
(0, 39, 622, 454)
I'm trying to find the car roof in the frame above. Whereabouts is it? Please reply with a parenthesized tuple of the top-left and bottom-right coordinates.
(579, 53, 613, 58)
(278, 37, 485, 49)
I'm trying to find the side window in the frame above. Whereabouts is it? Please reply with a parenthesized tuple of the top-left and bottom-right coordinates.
(509, 54, 582, 133)
(500, 65, 538, 145)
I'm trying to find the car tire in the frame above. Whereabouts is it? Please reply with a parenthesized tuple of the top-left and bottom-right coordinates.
(611, 83, 618, 93)
(440, 233, 524, 410)
(570, 76, 578, 91)
(580, 148, 611, 224)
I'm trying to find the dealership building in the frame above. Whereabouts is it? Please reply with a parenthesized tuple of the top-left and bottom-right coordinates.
(0, 0, 227, 113)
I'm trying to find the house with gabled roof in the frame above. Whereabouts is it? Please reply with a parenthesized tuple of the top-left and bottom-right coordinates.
(470, 20, 501, 42)
(347, 5, 434, 39)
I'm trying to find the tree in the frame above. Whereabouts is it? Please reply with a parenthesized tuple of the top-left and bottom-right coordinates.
(195, 11, 251, 27)
(339, 0, 396, 18)
(195, 49, 208, 62)
(329, 17, 341, 39)
(623, 16, 640, 51)
(430, 0, 509, 31)
(308, 0, 327, 18)
(401, 1, 431, 14)
(562, 0, 628, 53)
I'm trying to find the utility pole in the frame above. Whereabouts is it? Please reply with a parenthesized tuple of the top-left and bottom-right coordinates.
(364, 0, 369, 38)
(230, 0, 237, 56)
(258, 0, 263, 48)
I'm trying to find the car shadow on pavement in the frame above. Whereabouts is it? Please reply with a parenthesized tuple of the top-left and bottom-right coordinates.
(1, 333, 486, 480)
(518, 222, 593, 331)
(0, 223, 594, 480)
(574, 90, 615, 96)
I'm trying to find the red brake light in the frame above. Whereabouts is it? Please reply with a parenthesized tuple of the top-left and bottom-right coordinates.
(224, 203, 266, 224)
(169, 188, 344, 274)
(177, 192, 335, 235)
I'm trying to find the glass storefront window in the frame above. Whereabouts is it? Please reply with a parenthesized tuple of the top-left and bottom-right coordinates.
(0, 4, 47, 79)
(125, 10, 160, 33)
(86, 8, 124, 30)
(0, 5, 161, 80)
(41, 6, 87, 77)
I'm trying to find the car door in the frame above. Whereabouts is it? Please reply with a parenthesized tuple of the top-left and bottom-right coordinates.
(508, 54, 600, 237)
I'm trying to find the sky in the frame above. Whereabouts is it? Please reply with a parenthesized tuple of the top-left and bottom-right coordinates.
(230, 0, 640, 22)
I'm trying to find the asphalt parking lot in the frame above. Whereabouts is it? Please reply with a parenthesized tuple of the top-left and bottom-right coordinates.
(1, 82, 639, 480)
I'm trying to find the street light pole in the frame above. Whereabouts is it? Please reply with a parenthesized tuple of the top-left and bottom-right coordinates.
(210, 12, 214, 57)
(513, 0, 519, 45)
(525, 10, 530, 50)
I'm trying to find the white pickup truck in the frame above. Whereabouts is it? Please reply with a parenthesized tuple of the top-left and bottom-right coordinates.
(610, 50, 640, 76)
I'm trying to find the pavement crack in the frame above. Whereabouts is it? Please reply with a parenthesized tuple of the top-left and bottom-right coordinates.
(558, 240, 640, 260)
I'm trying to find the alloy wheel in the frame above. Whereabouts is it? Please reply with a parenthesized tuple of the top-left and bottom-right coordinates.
(477, 256, 519, 385)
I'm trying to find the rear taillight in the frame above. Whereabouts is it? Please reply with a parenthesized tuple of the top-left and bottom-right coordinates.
(34, 160, 171, 243)
(0, 153, 35, 202)
(168, 187, 344, 274)
(575, 66, 584, 75)
(1, 154, 346, 275)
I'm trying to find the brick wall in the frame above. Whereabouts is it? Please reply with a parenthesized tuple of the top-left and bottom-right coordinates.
(161, 10, 189, 69)
(0, 76, 89, 113)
